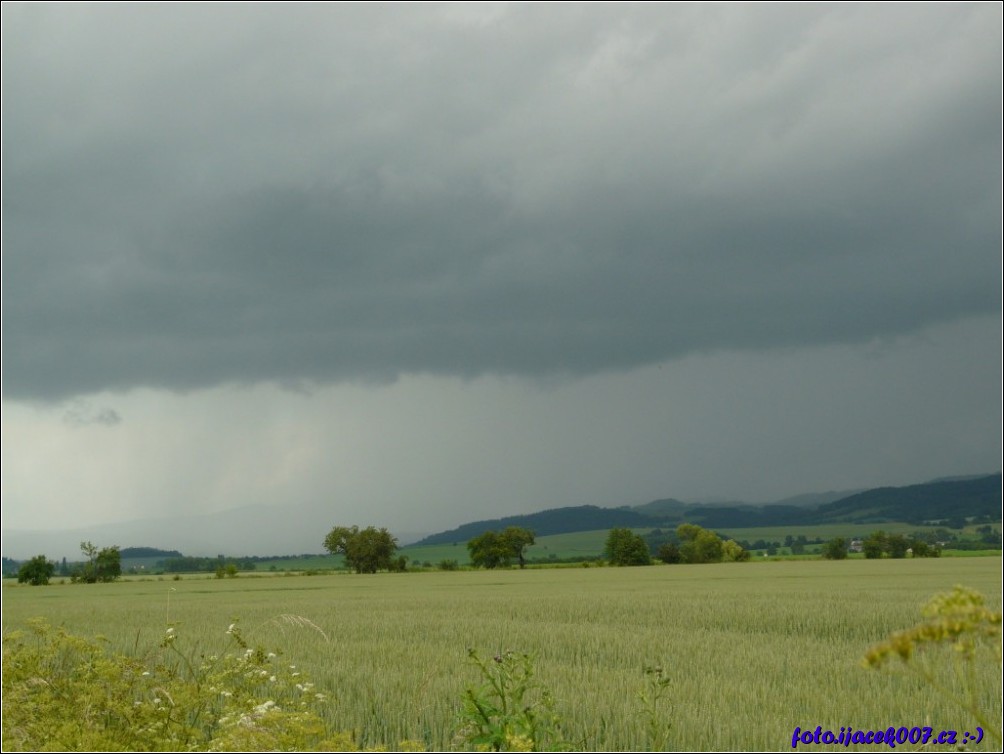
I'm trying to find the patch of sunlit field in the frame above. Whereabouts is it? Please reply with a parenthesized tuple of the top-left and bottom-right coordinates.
(3, 558, 1000, 751)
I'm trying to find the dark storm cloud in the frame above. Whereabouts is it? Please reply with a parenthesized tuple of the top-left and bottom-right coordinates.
(3, 4, 1000, 401)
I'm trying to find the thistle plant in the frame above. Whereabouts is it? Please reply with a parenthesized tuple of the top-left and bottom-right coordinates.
(637, 664, 673, 751)
(456, 649, 570, 752)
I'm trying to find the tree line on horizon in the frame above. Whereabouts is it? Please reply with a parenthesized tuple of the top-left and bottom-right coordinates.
(11, 515, 1000, 585)
(17, 541, 122, 586)
(319, 522, 752, 572)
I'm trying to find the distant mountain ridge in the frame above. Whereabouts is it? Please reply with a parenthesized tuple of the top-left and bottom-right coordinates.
(771, 489, 866, 507)
(812, 476, 1000, 523)
(415, 474, 1001, 545)
(413, 505, 657, 546)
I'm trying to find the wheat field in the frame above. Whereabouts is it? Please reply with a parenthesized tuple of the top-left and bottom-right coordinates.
(2, 557, 1000, 751)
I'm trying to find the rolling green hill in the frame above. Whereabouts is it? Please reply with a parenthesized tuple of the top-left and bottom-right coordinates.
(416, 474, 1001, 547)
(412, 505, 657, 546)
(813, 475, 1000, 524)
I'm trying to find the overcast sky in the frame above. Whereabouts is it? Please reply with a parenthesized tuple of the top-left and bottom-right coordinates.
(2, 4, 1000, 552)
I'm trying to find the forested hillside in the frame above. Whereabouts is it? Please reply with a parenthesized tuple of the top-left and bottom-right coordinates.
(416, 474, 1001, 544)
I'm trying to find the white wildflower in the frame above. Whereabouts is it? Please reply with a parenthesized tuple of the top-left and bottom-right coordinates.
(253, 700, 278, 716)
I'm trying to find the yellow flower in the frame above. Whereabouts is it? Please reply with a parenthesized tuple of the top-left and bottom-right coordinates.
(504, 732, 535, 752)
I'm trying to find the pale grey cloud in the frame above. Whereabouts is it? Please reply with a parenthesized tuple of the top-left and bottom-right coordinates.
(3, 4, 999, 401)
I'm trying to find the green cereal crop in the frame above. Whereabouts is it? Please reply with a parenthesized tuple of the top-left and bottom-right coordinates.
(3, 557, 1000, 750)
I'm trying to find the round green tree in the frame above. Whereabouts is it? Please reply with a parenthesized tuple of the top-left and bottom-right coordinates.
(468, 527, 536, 569)
(604, 528, 651, 566)
(323, 525, 398, 574)
(822, 537, 849, 560)
(18, 555, 55, 586)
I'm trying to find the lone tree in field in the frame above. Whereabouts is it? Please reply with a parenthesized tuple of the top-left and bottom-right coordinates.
(862, 531, 887, 559)
(822, 537, 849, 560)
(467, 531, 507, 569)
(323, 525, 398, 574)
(17, 555, 55, 586)
(467, 527, 536, 569)
(604, 528, 651, 566)
(500, 526, 535, 569)
(73, 542, 122, 583)
(676, 523, 725, 564)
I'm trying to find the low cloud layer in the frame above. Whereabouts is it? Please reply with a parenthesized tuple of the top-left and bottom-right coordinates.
(3, 4, 1000, 401)
(3, 316, 1000, 552)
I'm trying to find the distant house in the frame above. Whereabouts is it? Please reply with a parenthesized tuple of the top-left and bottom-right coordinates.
(849, 539, 863, 553)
